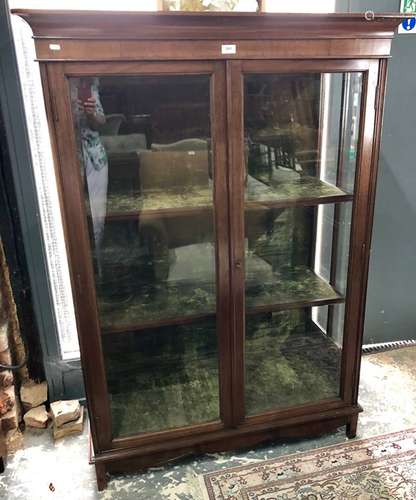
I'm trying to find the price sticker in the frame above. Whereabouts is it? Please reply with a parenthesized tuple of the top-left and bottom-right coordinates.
(221, 44, 237, 55)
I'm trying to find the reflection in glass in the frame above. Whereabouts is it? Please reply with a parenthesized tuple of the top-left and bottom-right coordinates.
(103, 319, 219, 437)
(245, 306, 343, 415)
(244, 72, 362, 414)
(245, 203, 351, 311)
(70, 75, 220, 436)
(70, 77, 109, 274)
(244, 72, 362, 202)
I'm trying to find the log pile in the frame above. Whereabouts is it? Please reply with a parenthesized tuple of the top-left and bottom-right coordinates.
(0, 240, 25, 455)
(50, 400, 84, 440)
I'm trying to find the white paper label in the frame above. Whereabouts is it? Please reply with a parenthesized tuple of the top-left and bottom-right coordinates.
(221, 44, 237, 55)
(49, 44, 61, 51)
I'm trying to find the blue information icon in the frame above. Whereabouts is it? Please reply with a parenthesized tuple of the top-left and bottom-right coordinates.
(402, 18, 416, 31)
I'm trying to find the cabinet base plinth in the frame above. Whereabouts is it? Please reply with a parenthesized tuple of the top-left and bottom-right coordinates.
(93, 409, 361, 490)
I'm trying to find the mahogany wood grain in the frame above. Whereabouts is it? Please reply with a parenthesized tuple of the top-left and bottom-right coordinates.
(245, 193, 353, 210)
(99, 294, 345, 336)
(227, 60, 246, 426)
(346, 413, 359, 439)
(103, 206, 212, 221)
(21, 11, 406, 488)
(47, 62, 231, 450)
(100, 313, 217, 335)
(98, 403, 361, 457)
(339, 61, 380, 406)
(101, 192, 353, 222)
(246, 295, 345, 315)
(211, 61, 234, 428)
(94, 462, 108, 491)
(13, 10, 409, 40)
(100, 413, 351, 476)
(45, 62, 114, 452)
(32, 39, 393, 62)
(349, 59, 389, 406)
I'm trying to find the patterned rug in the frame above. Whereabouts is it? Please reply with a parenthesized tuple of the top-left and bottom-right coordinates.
(202, 428, 416, 499)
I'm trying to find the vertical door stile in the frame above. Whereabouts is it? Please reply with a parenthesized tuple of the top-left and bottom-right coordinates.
(212, 61, 233, 427)
(226, 60, 246, 426)
(341, 59, 385, 406)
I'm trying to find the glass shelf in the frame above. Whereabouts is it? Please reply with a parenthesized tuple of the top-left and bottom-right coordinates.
(104, 187, 212, 219)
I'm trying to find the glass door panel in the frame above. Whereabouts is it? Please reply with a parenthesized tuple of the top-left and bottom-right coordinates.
(70, 74, 220, 437)
(243, 71, 363, 415)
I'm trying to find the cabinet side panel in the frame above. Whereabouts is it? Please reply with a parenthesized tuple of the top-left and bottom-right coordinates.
(350, 58, 388, 404)
(340, 60, 381, 404)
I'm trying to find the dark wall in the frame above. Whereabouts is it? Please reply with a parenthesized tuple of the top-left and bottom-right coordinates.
(337, 0, 416, 343)
(0, 106, 45, 379)
(1, 2, 80, 399)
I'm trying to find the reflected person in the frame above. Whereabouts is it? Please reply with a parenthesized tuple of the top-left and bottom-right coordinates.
(72, 77, 108, 275)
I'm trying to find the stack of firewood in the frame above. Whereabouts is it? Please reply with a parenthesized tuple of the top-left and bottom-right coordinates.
(21, 381, 84, 440)
(21, 380, 49, 429)
(50, 400, 84, 440)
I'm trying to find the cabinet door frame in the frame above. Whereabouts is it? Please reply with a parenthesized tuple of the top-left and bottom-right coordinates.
(45, 60, 233, 452)
(226, 58, 381, 426)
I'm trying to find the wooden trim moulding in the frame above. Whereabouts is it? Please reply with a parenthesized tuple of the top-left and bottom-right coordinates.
(103, 402, 362, 456)
(32, 39, 393, 63)
(12, 10, 411, 41)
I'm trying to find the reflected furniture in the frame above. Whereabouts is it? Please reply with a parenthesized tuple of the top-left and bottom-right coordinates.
(14, 10, 407, 490)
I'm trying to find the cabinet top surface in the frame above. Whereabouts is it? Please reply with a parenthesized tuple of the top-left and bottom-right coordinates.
(12, 9, 409, 41)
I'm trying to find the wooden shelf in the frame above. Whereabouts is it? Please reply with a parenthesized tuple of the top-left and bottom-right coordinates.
(246, 176, 353, 209)
(245, 313, 342, 416)
(99, 281, 216, 335)
(246, 266, 343, 314)
(99, 266, 343, 335)
(103, 312, 341, 437)
(99, 176, 351, 221)
(104, 188, 212, 221)
(101, 312, 215, 335)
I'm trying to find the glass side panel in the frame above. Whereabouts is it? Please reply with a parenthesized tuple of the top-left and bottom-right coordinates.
(244, 72, 362, 414)
(70, 74, 220, 437)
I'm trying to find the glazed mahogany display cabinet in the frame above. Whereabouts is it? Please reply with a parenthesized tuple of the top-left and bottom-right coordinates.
(15, 9, 407, 489)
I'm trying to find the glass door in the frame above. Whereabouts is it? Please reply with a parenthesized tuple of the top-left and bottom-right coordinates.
(65, 63, 231, 440)
(229, 61, 366, 418)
